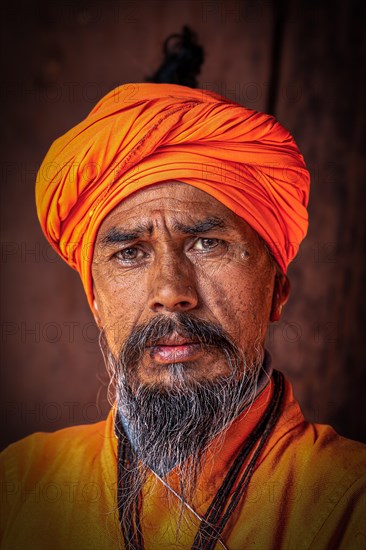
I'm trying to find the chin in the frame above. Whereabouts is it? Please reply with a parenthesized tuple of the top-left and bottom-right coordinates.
(135, 360, 232, 390)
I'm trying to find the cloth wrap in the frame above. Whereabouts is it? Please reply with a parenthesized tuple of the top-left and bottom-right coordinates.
(36, 83, 310, 310)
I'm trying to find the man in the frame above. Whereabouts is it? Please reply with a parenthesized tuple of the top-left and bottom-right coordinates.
(1, 83, 365, 549)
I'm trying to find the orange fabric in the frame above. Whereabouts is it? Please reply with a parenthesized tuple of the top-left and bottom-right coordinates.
(35, 83, 310, 310)
(1, 376, 365, 550)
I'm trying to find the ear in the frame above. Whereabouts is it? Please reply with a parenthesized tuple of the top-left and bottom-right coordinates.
(270, 272, 290, 322)
(92, 299, 103, 328)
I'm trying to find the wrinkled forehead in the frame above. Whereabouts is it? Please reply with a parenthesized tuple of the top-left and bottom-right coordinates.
(94, 180, 263, 246)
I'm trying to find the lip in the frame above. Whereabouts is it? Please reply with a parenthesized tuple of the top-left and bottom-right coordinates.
(147, 333, 202, 364)
(149, 332, 197, 347)
(149, 343, 202, 364)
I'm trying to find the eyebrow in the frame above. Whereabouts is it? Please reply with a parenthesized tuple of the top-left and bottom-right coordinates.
(99, 223, 152, 246)
(99, 216, 228, 247)
(172, 216, 227, 234)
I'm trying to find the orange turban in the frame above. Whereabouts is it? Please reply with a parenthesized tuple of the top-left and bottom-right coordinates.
(36, 83, 310, 310)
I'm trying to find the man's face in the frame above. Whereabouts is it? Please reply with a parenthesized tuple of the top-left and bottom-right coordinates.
(92, 181, 277, 388)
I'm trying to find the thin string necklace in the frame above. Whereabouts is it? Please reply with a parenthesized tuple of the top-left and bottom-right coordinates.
(152, 472, 229, 550)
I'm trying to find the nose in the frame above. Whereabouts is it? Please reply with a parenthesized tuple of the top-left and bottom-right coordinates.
(147, 255, 199, 313)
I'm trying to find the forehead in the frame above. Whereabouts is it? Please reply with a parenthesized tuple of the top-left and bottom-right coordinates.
(96, 181, 258, 240)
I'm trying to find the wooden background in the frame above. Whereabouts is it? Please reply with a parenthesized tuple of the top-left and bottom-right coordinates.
(1, 0, 365, 449)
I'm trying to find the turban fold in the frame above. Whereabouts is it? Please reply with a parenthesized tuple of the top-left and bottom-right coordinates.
(36, 83, 310, 310)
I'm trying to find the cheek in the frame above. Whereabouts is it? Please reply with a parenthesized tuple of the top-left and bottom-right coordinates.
(197, 260, 274, 342)
(92, 268, 148, 354)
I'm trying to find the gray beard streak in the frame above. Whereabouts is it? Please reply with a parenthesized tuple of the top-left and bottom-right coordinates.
(116, 358, 262, 478)
(101, 341, 264, 529)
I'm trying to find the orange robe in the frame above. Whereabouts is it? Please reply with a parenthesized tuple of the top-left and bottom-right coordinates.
(1, 376, 365, 549)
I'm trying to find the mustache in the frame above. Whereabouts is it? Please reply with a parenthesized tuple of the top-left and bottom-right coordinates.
(119, 313, 240, 367)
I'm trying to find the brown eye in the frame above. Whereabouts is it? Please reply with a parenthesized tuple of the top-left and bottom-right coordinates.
(193, 238, 221, 251)
(115, 247, 143, 262)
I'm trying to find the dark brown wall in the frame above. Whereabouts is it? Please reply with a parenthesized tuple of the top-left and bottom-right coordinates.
(1, 0, 365, 450)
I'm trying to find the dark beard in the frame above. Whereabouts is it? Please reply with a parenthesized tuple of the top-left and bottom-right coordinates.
(100, 314, 264, 531)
